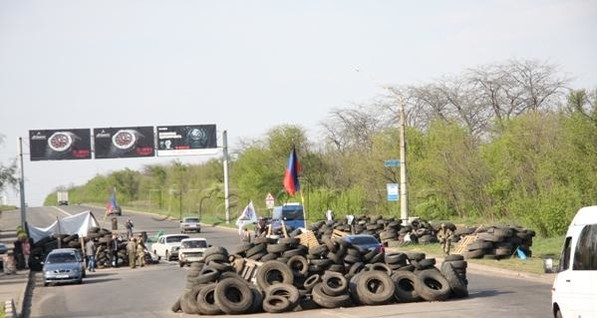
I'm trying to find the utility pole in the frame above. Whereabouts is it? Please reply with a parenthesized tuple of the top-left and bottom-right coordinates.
(222, 130, 230, 224)
(398, 97, 408, 224)
(18, 137, 26, 229)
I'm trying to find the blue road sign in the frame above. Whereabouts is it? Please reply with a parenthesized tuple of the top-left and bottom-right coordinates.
(385, 160, 400, 167)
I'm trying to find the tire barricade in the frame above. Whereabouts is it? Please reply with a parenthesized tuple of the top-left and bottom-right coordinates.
(28, 226, 152, 271)
(172, 240, 469, 315)
(458, 225, 535, 260)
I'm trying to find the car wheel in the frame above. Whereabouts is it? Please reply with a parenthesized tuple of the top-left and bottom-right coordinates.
(43, 282, 49, 287)
(166, 251, 171, 261)
(555, 309, 563, 318)
(179, 261, 184, 268)
(198, 229, 201, 233)
(77, 278, 83, 284)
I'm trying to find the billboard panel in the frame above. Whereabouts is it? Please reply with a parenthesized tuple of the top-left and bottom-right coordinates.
(93, 126, 155, 159)
(157, 124, 218, 156)
(29, 129, 92, 161)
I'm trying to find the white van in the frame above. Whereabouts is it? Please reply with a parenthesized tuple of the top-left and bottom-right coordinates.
(552, 206, 597, 318)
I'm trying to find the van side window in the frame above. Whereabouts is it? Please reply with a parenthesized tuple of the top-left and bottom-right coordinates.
(573, 224, 597, 271)
(559, 237, 572, 271)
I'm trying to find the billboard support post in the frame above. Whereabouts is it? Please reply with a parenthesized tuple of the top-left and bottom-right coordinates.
(223, 130, 230, 224)
(18, 137, 26, 229)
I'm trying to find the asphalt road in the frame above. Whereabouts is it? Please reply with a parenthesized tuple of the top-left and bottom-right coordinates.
(17, 206, 553, 318)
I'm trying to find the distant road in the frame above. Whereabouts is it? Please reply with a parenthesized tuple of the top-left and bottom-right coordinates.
(13, 205, 554, 318)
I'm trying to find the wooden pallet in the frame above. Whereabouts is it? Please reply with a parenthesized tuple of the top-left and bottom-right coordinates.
(296, 230, 320, 249)
(453, 234, 478, 255)
(331, 229, 349, 240)
(238, 258, 263, 283)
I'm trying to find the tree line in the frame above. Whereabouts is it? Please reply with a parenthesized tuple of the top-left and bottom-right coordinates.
(42, 59, 597, 238)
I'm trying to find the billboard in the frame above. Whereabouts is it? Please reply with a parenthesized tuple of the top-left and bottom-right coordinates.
(156, 124, 218, 156)
(93, 126, 155, 159)
(29, 129, 92, 161)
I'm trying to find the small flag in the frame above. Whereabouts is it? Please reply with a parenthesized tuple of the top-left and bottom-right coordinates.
(236, 201, 258, 234)
(107, 190, 117, 210)
(283, 146, 300, 195)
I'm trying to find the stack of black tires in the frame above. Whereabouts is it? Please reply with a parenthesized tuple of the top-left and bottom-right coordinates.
(462, 225, 535, 259)
(172, 239, 469, 315)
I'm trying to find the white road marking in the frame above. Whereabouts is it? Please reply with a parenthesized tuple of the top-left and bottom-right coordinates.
(52, 206, 72, 216)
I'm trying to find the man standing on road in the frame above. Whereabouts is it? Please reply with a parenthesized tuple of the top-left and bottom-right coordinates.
(126, 237, 137, 269)
(136, 235, 146, 268)
(110, 234, 119, 267)
(125, 218, 134, 239)
(22, 238, 31, 269)
(85, 238, 97, 272)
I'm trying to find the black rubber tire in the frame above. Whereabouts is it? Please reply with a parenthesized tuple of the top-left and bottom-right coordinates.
(246, 243, 266, 257)
(365, 263, 393, 276)
(344, 254, 361, 264)
(171, 296, 182, 313)
(264, 283, 299, 309)
(282, 248, 304, 258)
(248, 287, 263, 313)
(412, 258, 436, 270)
(356, 270, 395, 305)
(391, 271, 421, 302)
(440, 262, 468, 298)
(303, 274, 321, 291)
(287, 255, 309, 278)
(312, 283, 352, 308)
(255, 260, 294, 291)
(444, 254, 464, 262)
(179, 291, 195, 314)
(214, 277, 254, 314)
(385, 252, 407, 264)
(278, 237, 300, 245)
(262, 295, 291, 313)
(310, 258, 333, 267)
(196, 283, 222, 315)
(196, 267, 220, 284)
(308, 245, 329, 257)
(204, 246, 229, 258)
(204, 253, 228, 264)
(267, 243, 289, 253)
(248, 251, 267, 261)
(234, 243, 254, 255)
(406, 252, 425, 261)
(464, 249, 485, 259)
(414, 269, 452, 301)
(321, 271, 348, 296)
(208, 260, 234, 272)
(260, 253, 279, 262)
(328, 264, 345, 272)
(467, 240, 493, 251)
(447, 260, 468, 269)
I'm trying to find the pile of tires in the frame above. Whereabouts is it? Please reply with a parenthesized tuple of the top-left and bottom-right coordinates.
(308, 216, 444, 247)
(29, 234, 80, 271)
(463, 225, 535, 259)
(172, 240, 469, 315)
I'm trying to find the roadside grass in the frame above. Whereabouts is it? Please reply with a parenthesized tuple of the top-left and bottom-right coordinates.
(0, 304, 4, 318)
(388, 236, 564, 275)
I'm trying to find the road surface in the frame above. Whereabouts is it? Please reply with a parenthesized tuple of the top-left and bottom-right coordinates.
(6, 206, 553, 317)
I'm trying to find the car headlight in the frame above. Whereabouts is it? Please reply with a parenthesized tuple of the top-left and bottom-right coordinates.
(71, 268, 79, 273)
(45, 271, 53, 276)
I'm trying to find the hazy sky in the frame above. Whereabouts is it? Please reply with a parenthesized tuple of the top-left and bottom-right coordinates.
(1, 0, 596, 206)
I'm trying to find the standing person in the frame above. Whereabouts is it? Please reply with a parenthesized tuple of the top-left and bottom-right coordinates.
(125, 218, 134, 239)
(110, 234, 119, 267)
(85, 238, 97, 272)
(126, 237, 137, 269)
(241, 228, 251, 243)
(257, 217, 267, 236)
(21, 238, 31, 269)
(13, 239, 23, 269)
(136, 235, 146, 267)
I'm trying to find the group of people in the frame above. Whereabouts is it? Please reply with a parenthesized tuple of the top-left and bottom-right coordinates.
(82, 217, 147, 272)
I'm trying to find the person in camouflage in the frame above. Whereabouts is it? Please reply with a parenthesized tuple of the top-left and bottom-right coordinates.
(126, 237, 137, 269)
(437, 223, 454, 255)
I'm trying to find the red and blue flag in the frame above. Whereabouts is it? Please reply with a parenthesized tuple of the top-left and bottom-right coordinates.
(107, 190, 118, 210)
(283, 146, 300, 196)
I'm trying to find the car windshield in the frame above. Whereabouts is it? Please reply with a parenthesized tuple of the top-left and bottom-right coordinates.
(349, 236, 379, 245)
(184, 218, 200, 223)
(166, 236, 189, 243)
(282, 206, 304, 220)
(182, 240, 207, 248)
(46, 253, 78, 264)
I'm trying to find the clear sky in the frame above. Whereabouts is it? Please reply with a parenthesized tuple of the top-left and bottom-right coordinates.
(0, 0, 595, 206)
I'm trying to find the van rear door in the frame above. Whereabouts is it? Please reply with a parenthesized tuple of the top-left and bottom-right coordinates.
(570, 224, 597, 316)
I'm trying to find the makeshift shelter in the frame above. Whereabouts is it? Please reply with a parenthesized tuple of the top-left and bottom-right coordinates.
(28, 210, 99, 243)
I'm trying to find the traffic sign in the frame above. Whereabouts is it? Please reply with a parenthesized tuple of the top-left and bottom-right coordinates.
(387, 183, 399, 201)
(265, 193, 275, 209)
(385, 160, 400, 167)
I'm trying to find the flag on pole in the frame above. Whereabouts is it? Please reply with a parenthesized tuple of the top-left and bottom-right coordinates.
(283, 146, 300, 196)
(236, 201, 258, 234)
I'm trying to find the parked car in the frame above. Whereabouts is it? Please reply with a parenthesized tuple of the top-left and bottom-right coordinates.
(180, 217, 201, 233)
(150, 234, 190, 261)
(0, 243, 8, 254)
(178, 238, 209, 267)
(552, 206, 597, 318)
(343, 234, 384, 253)
(106, 205, 122, 216)
(42, 248, 85, 286)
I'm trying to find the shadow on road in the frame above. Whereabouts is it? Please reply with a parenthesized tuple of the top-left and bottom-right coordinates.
(469, 289, 513, 298)
(81, 277, 120, 285)
(85, 272, 116, 278)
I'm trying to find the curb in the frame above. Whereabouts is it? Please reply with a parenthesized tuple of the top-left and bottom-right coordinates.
(19, 270, 35, 318)
(4, 299, 16, 318)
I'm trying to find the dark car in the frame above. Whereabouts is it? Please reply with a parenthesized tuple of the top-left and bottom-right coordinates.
(343, 234, 384, 253)
(42, 248, 85, 286)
